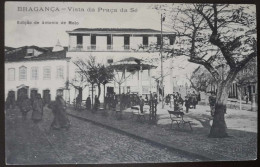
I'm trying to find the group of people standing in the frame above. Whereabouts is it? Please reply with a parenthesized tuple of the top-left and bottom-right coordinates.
(165, 92, 184, 112)
(165, 91, 200, 113)
(103, 93, 142, 111)
(16, 92, 44, 123)
(6, 90, 70, 130)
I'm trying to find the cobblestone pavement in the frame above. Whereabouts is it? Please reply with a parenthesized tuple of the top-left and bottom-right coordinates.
(5, 106, 198, 165)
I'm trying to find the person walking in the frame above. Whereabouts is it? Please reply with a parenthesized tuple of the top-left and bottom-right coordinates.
(86, 95, 91, 110)
(31, 93, 43, 123)
(49, 91, 71, 130)
(184, 96, 191, 113)
(6, 91, 15, 110)
(139, 96, 145, 114)
(244, 93, 249, 104)
(93, 95, 100, 112)
(19, 95, 32, 120)
(170, 94, 174, 108)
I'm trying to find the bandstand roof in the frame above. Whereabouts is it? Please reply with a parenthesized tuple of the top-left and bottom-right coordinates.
(111, 57, 157, 71)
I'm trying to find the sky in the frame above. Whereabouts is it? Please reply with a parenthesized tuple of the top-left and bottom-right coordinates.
(5, 1, 171, 48)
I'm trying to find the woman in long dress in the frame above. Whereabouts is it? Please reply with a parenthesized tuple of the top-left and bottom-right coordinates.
(19, 95, 32, 120)
(31, 93, 43, 123)
(49, 92, 70, 130)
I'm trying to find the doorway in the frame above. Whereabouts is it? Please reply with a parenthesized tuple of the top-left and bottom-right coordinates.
(43, 89, 51, 105)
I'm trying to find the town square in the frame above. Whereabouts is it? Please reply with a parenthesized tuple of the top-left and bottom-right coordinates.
(4, 1, 257, 165)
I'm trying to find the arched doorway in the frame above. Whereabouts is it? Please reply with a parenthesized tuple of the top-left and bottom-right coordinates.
(17, 85, 29, 103)
(43, 89, 51, 105)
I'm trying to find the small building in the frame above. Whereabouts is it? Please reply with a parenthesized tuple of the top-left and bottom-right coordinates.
(5, 43, 70, 103)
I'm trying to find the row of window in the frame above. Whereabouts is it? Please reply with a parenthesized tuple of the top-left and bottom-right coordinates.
(76, 35, 175, 46)
(8, 66, 64, 81)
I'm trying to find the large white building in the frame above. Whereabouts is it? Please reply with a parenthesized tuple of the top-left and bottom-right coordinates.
(5, 44, 70, 102)
(5, 28, 177, 105)
(66, 28, 176, 103)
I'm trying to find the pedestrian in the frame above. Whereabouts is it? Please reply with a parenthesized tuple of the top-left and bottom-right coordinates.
(31, 93, 44, 123)
(244, 93, 248, 104)
(19, 95, 32, 120)
(5, 91, 15, 110)
(49, 91, 70, 130)
(153, 93, 158, 114)
(139, 96, 145, 113)
(86, 95, 91, 110)
(170, 94, 174, 108)
(184, 96, 191, 113)
(145, 94, 149, 105)
(191, 91, 198, 109)
(165, 94, 170, 105)
(93, 95, 100, 112)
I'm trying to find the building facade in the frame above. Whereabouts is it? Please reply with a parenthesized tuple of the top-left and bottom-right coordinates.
(66, 28, 176, 103)
(5, 45, 70, 102)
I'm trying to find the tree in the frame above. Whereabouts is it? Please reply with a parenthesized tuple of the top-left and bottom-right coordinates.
(109, 66, 132, 96)
(235, 57, 257, 110)
(158, 4, 256, 137)
(188, 66, 215, 93)
(73, 56, 114, 100)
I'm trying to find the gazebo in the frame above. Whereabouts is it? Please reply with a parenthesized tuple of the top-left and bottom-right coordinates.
(110, 57, 157, 95)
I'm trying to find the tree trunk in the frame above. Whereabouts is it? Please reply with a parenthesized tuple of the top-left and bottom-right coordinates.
(91, 83, 94, 109)
(237, 86, 242, 110)
(118, 83, 121, 95)
(103, 83, 106, 102)
(209, 71, 238, 138)
(97, 83, 101, 100)
(209, 82, 229, 138)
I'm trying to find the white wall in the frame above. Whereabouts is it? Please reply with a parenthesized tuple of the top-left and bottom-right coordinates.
(130, 36, 142, 50)
(5, 59, 68, 101)
(149, 36, 157, 45)
(66, 51, 164, 102)
(113, 36, 124, 51)
(69, 35, 77, 49)
(83, 36, 90, 50)
(96, 36, 107, 50)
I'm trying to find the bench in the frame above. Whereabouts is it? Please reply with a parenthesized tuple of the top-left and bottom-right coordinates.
(131, 106, 145, 122)
(168, 110, 193, 131)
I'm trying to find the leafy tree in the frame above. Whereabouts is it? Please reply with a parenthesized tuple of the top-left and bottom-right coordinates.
(73, 56, 114, 100)
(155, 4, 256, 137)
(188, 66, 215, 93)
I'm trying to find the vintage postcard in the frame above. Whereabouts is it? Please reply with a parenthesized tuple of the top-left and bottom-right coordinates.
(5, 1, 257, 165)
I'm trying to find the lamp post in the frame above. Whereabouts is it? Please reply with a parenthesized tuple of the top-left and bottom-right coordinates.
(160, 13, 165, 109)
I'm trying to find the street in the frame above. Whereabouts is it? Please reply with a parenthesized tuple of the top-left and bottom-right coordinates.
(5, 106, 198, 165)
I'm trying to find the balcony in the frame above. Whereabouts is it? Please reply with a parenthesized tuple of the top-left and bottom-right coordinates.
(124, 45, 130, 51)
(68, 44, 163, 52)
(107, 45, 113, 50)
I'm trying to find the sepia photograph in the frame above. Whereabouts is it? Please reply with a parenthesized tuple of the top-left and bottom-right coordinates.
(4, 1, 257, 165)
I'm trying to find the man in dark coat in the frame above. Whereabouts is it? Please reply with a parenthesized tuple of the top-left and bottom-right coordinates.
(49, 92, 70, 130)
(6, 91, 15, 110)
(93, 95, 100, 111)
(20, 95, 32, 120)
(184, 96, 191, 113)
(32, 93, 44, 123)
(86, 96, 91, 110)
(139, 96, 145, 113)
(86, 95, 91, 110)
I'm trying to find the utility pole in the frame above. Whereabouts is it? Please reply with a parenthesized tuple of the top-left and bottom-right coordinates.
(160, 13, 164, 109)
